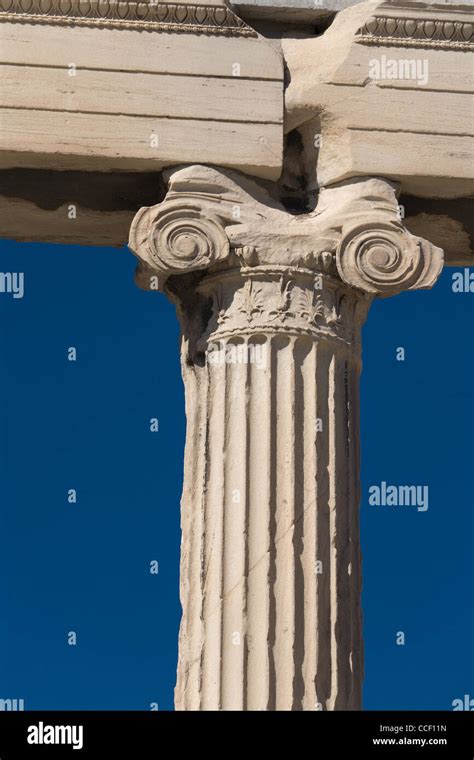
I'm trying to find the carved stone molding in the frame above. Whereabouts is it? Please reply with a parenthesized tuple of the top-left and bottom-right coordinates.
(129, 165, 444, 301)
(336, 222, 443, 297)
(168, 263, 372, 366)
(356, 15, 473, 50)
(197, 265, 370, 350)
(0, 0, 256, 36)
(129, 200, 230, 276)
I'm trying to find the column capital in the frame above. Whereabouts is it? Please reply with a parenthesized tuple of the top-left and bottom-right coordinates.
(128, 164, 444, 298)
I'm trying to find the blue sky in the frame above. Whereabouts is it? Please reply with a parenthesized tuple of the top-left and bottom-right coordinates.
(0, 240, 472, 710)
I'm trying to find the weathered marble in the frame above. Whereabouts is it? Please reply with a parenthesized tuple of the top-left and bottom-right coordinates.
(129, 165, 443, 709)
(0, 0, 471, 710)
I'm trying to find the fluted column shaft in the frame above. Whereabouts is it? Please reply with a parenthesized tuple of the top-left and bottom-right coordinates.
(128, 164, 444, 712)
(175, 266, 370, 711)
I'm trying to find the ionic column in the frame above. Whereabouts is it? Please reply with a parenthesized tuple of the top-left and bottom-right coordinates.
(128, 165, 443, 711)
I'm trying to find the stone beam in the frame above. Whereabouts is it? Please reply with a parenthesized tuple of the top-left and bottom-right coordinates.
(0, 0, 283, 180)
(128, 164, 443, 710)
(282, 1, 474, 199)
(1, 0, 473, 261)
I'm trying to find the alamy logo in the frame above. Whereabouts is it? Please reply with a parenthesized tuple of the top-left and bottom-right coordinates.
(452, 694, 474, 710)
(452, 268, 474, 293)
(368, 55, 429, 86)
(206, 341, 267, 369)
(0, 698, 24, 710)
(27, 722, 83, 750)
(0, 272, 24, 299)
(369, 481, 429, 512)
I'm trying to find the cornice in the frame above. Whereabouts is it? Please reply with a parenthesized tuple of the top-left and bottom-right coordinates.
(356, 13, 474, 50)
(0, 0, 257, 36)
